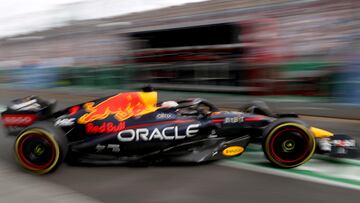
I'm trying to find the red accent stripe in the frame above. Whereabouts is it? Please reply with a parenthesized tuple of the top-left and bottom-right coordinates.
(2, 114, 37, 126)
(211, 119, 224, 123)
(125, 119, 194, 129)
(68, 106, 80, 116)
(244, 117, 265, 122)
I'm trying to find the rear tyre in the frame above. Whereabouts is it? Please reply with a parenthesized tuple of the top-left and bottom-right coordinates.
(14, 122, 67, 174)
(263, 122, 315, 168)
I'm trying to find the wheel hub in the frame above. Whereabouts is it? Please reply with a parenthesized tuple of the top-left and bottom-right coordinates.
(282, 139, 295, 152)
(34, 144, 45, 156)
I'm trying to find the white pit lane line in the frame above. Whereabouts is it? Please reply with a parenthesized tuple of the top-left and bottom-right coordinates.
(218, 148, 360, 191)
(219, 161, 360, 191)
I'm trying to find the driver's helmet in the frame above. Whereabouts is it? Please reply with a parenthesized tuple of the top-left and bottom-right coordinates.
(161, 101, 178, 108)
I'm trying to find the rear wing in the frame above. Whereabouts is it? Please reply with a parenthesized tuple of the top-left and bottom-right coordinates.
(1, 96, 56, 134)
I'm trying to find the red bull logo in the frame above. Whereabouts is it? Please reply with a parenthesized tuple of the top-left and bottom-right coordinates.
(78, 92, 158, 124)
(86, 122, 126, 134)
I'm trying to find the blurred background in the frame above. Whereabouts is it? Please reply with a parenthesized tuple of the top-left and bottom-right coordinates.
(1, 0, 360, 103)
(0, 2, 360, 202)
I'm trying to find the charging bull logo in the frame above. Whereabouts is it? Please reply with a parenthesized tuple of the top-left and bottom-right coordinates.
(78, 92, 158, 124)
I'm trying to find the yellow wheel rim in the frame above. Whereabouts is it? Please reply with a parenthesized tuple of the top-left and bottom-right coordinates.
(264, 123, 315, 168)
(15, 128, 60, 174)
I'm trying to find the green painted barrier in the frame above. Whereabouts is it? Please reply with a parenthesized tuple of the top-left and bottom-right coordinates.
(59, 65, 135, 89)
(282, 61, 334, 72)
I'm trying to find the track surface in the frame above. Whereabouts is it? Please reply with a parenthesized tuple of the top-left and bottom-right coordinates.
(0, 91, 359, 202)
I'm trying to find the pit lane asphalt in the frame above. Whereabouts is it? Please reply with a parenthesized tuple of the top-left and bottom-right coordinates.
(0, 91, 359, 202)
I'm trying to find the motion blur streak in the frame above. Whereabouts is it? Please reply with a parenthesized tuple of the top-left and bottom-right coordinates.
(0, 0, 360, 202)
(0, 0, 359, 104)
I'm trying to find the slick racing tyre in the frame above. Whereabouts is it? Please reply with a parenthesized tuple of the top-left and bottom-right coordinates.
(263, 120, 315, 168)
(15, 122, 68, 174)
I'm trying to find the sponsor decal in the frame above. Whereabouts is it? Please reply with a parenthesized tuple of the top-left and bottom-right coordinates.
(117, 124, 200, 142)
(2, 114, 37, 126)
(222, 146, 245, 156)
(224, 117, 244, 124)
(78, 92, 158, 124)
(156, 113, 175, 120)
(96, 144, 106, 152)
(86, 122, 126, 134)
(55, 118, 75, 127)
(107, 144, 120, 152)
(96, 144, 120, 152)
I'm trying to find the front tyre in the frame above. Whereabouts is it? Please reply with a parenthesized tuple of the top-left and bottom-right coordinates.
(15, 122, 67, 174)
(263, 123, 315, 168)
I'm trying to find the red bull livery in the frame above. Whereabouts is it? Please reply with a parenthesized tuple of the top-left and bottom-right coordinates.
(78, 92, 158, 124)
(1, 88, 358, 174)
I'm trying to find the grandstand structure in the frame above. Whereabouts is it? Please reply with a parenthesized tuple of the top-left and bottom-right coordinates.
(0, 0, 359, 95)
(0, 0, 358, 64)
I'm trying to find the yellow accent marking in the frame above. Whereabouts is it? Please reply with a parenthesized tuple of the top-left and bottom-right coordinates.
(310, 127, 334, 138)
(222, 146, 245, 157)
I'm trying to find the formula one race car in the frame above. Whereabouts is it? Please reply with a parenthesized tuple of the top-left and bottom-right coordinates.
(1, 88, 358, 174)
